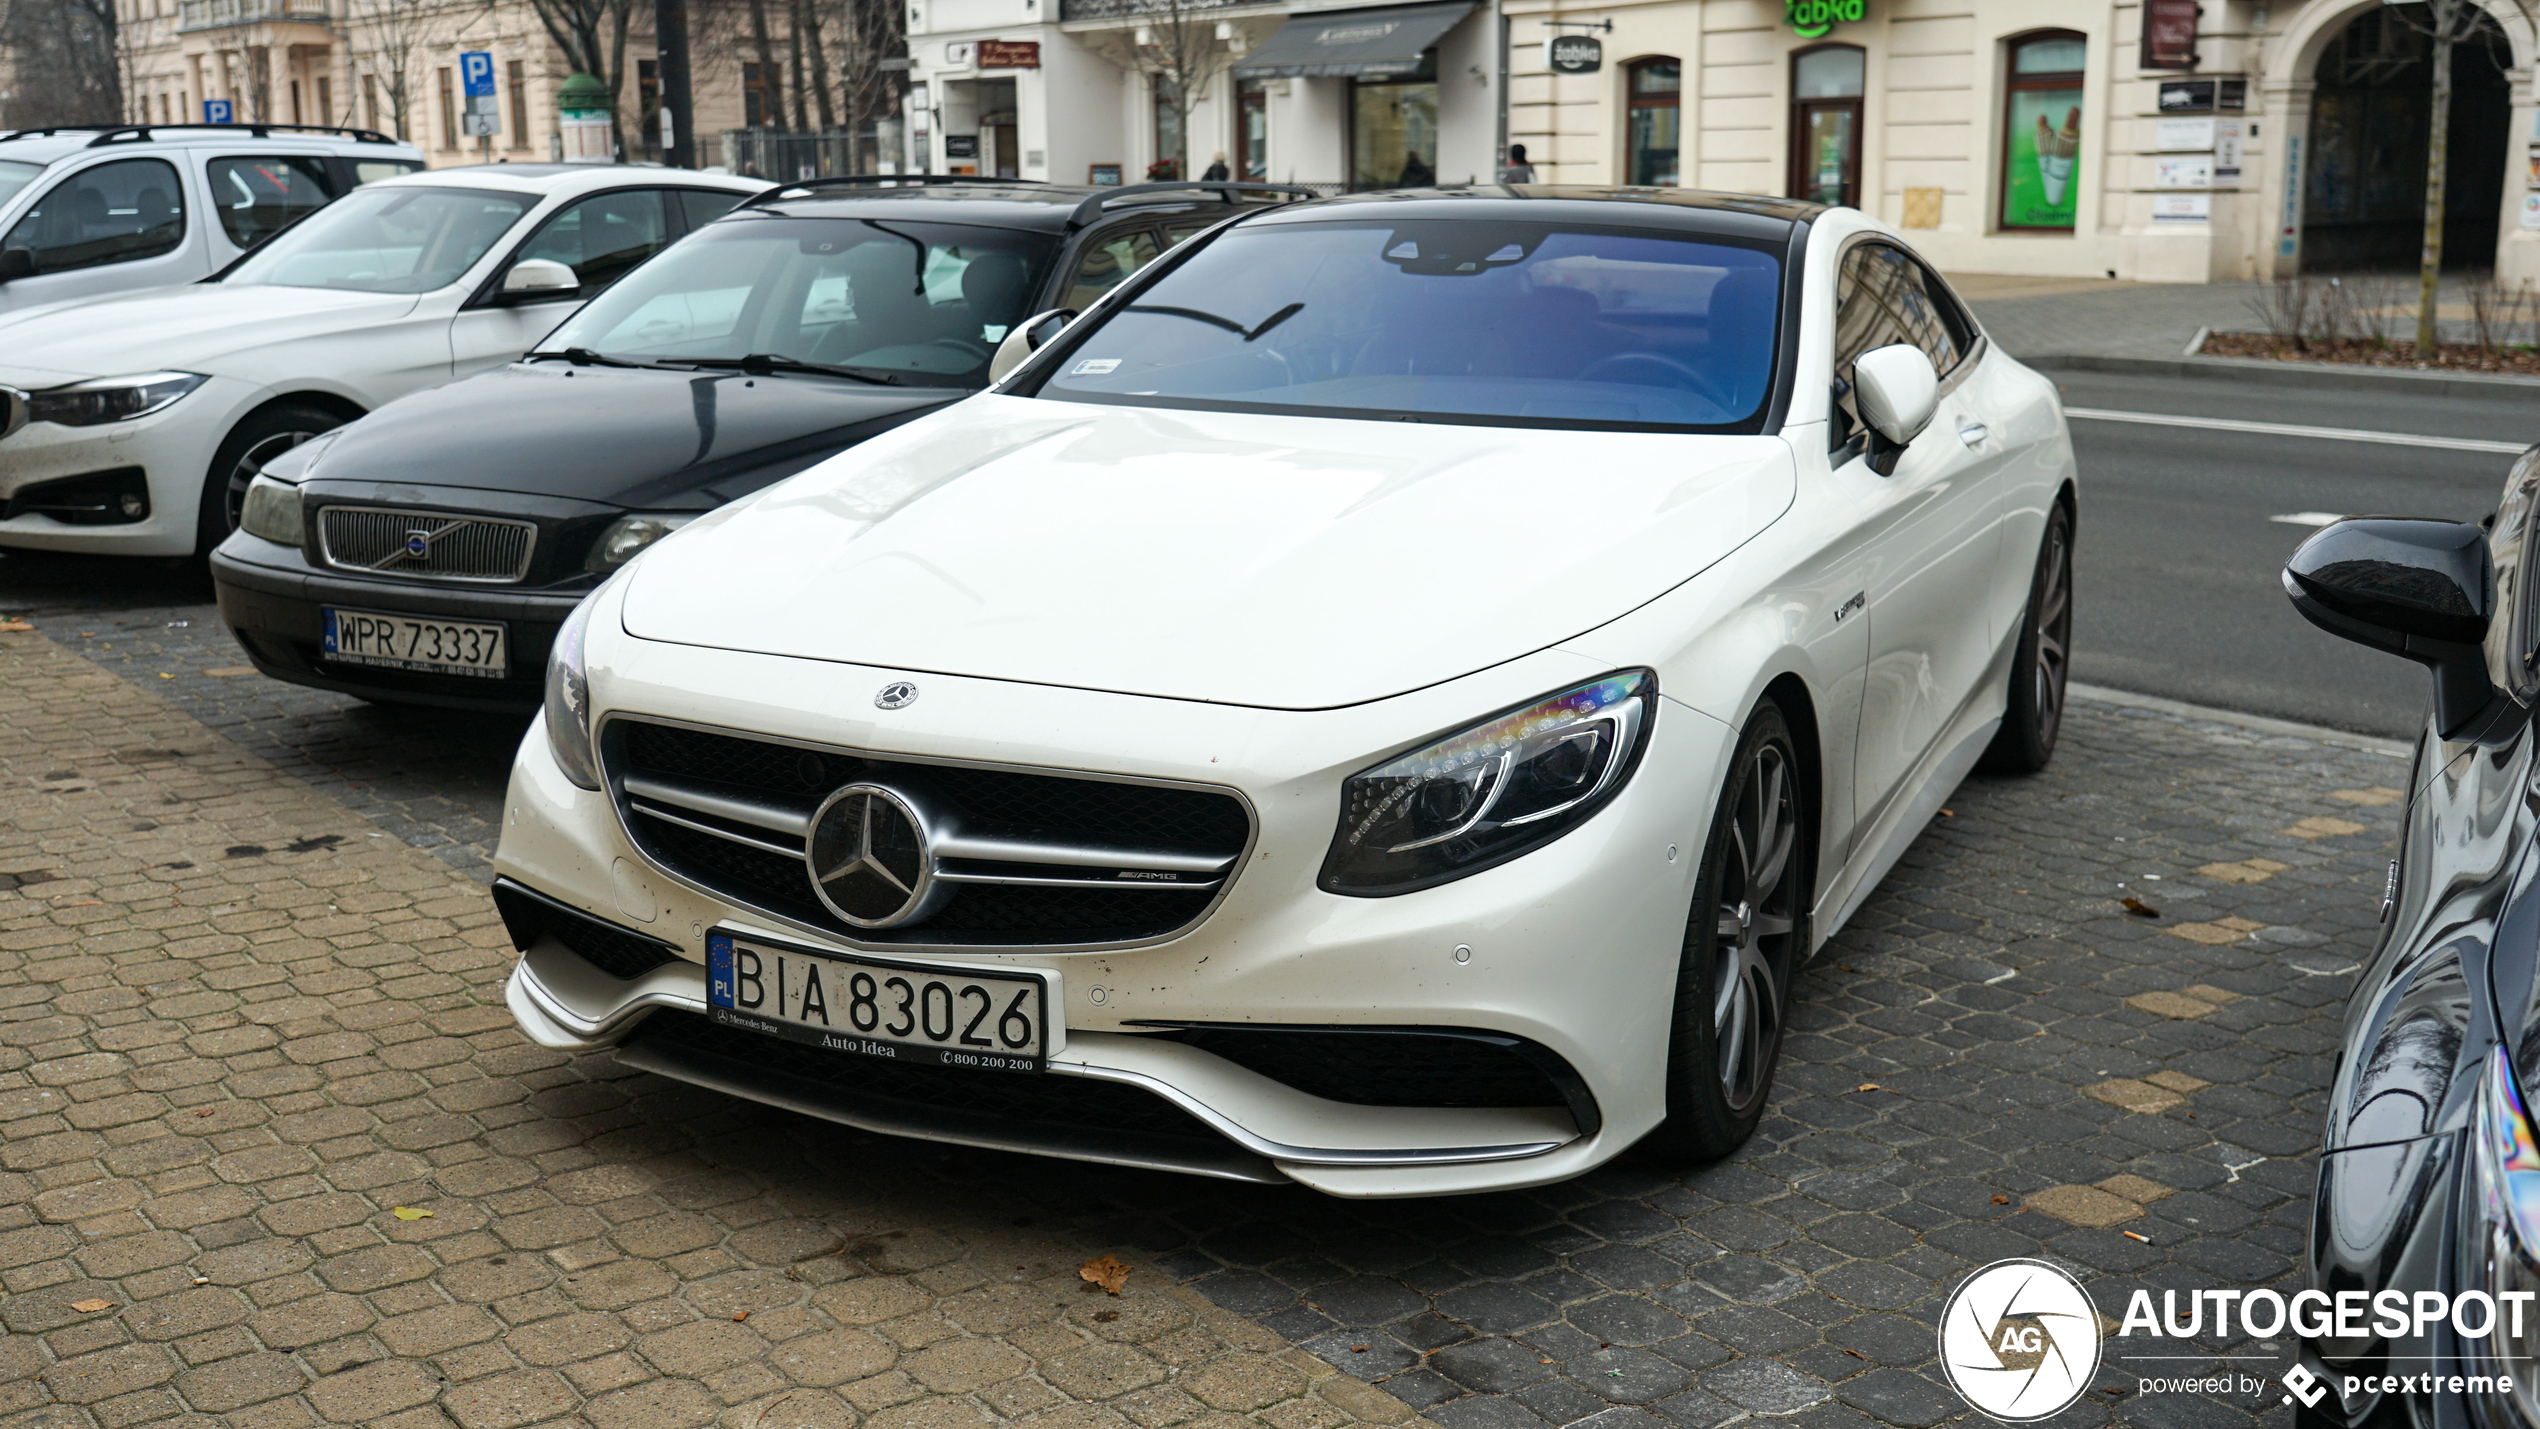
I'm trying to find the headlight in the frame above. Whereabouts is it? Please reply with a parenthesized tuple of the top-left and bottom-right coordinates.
(2462, 1047, 2540, 1424)
(1321, 670, 1655, 896)
(586, 514, 696, 572)
(28, 372, 207, 426)
(238, 475, 303, 547)
(545, 594, 602, 791)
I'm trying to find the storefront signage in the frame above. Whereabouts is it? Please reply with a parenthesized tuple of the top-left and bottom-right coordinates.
(2152, 193, 2211, 223)
(2155, 156, 2212, 188)
(1548, 35, 1602, 73)
(942, 41, 974, 68)
(2154, 116, 2214, 151)
(1784, 0, 1864, 40)
(945, 134, 979, 158)
(2214, 118, 2243, 180)
(978, 39, 1039, 69)
(2158, 76, 2245, 112)
(2140, 0, 2200, 70)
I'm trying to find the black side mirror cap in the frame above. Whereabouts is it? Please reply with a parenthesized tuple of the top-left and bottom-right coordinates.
(2283, 516, 2501, 738)
(0, 247, 37, 281)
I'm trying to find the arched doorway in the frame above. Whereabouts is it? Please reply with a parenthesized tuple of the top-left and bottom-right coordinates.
(2303, 3, 2513, 270)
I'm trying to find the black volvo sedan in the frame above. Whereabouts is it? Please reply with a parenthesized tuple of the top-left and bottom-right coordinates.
(209, 177, 1302, 709)
(2280, 442, 2540, 1429)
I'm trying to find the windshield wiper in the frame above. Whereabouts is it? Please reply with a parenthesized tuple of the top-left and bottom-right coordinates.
(1126, 301, 1304, 343)
(663, 354, 905, 386)
(527, 347, 663, 369)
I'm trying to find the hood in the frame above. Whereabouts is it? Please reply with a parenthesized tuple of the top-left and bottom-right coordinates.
(0, 283, 418, 380)
(302, 362, 964, 508)
(622, 396, 1796, 710)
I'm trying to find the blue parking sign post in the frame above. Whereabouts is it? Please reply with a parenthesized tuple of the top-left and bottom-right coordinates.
(203, 98, 233, 124)
(459, 51, 499, 153)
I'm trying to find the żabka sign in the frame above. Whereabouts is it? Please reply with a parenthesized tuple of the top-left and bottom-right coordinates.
(1785, 0, 1864, 39)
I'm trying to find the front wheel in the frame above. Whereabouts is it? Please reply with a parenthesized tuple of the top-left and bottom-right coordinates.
(198, 404, 342, 556)
(1643, 698, 1810, 1164)
(1979, 501, 2075, 774)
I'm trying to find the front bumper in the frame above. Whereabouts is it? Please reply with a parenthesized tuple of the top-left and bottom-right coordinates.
(0, 388, 233, 557)
(212, 532, 583, 710)
(493, 630, 1737, 1197)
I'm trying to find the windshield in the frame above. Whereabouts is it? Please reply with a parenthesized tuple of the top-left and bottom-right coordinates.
(0, 160, 38, 211)
(1030, 220, 1784, 431)
(537, 216, 1058, 385)
(221, 184, 530, 293)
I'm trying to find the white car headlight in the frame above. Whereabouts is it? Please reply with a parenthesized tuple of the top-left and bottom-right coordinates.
(546, 594, 602, 791)
(2462, 1047, 2540, 1422)
(1321, 670, 1655, 896)
(28, 372, 207, 426)
(238, 475, 303, 547)
(586, 514, 696, 572)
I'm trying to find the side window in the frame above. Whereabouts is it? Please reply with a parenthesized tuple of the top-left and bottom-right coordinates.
(515, 189, 670, 296)
(676, 189, 744, 232)
(1162, 218, 1216, 247)
(3, 158, 186, 273)
(1064, 226, 1161, 312)
(1829, 242, 1962, 447)
(354, 160, 426, 185)
(208, 156, 335, 250)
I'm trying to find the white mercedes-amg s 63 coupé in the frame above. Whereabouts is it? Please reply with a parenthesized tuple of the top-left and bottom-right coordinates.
(491, 184, 2077, 1198)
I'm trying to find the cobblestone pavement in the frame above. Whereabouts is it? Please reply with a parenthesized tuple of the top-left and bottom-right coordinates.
(2, 554, 2413, 1429)
(0, 628, 1423, 1429)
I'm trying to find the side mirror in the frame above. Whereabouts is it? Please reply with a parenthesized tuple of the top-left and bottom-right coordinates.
(0, 247, 37, 282)
(987, 307, 1078, 385)
(2284, 516, 2500, 738)
(502, 257, 579, 299)
(1852, 343, 1937, 476)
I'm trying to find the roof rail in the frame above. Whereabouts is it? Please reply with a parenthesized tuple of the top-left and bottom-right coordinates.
(1064, 181, 1319, 230)
(0, 123, 402, 146)
(740, 174, 1039, 209)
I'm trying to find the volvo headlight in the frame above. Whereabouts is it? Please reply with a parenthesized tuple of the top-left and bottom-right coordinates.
(545, 594, 602, 791)
(586, 514, 696, 572)
(2462, 1048, 2540, 1424)
(1321, 670, 1655, 896)
(238, 475, 303, 547)
(28, 372, 207, 426)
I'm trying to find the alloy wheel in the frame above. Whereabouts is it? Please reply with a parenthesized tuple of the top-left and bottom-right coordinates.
(1713, 739, 1797, 1113)
(2033, 516, 2073, 752)
(222, 429, 322, 534)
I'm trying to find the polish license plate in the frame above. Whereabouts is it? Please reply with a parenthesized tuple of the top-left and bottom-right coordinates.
(322, 607, 507, 678)
(705, 929, 1051, 1072)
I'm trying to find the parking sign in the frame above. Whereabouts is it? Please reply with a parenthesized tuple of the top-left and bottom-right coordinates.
(203, 98, 233, 124)
(460, 51, 500, 136)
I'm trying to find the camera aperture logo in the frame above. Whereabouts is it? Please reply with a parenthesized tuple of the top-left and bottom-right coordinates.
(1939, 1259, 2102, 1421)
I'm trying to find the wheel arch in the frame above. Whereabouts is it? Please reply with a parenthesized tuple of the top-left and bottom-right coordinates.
(1755, 670, 1826, 921)
(251, 390, 368, 429)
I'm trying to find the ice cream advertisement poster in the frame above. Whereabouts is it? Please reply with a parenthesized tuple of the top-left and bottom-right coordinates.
(2005, 90, 2083, 227)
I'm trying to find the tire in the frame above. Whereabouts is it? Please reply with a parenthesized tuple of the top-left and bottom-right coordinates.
(1643, 698, 1810, 1163)
(197, 404, 343, 556)
(1978, 500, 2074, 775)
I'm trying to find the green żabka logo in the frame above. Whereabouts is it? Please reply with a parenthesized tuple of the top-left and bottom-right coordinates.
(1786, 0, 1865, 38)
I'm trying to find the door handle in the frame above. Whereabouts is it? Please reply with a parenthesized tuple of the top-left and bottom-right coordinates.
(1958, 423, 1988, 448)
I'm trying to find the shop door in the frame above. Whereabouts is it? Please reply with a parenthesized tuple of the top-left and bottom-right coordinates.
(1788, 45, 1864, 208)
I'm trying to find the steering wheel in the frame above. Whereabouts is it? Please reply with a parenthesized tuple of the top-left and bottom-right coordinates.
(1576, 352, 1731, 410)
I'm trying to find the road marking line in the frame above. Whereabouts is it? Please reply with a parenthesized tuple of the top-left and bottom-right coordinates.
(2269, 512, 2344, 527)
(2065, 406, 2530, 454)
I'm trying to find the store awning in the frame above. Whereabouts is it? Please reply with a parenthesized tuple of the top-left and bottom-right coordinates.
(1230, 1, 1475, 79)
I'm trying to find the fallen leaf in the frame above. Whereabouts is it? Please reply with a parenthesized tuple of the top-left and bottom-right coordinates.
(71, 1299, 112, 1313)
(0, 620, 32, 633)
(390, 1207, 432, 1221)
(2122, 897, 2161, 918)
(1857, 1082, 1881, 1093)
(193, 1109, 214, 1118)
(1939, 809, 1953, 817)
(1843, 1347, 1867, 1359)
(1078, 1253, 1129, 1296)
(734, 1311, 749, 1322)
(192, 1277, 209, 1285)
(2122, 1230, 2151, 1243)
(1992, 1195, 2010, 1205)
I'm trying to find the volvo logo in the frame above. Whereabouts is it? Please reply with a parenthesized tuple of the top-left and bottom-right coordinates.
(404, 529, 432, 557)
(805, 783, 946, 928)
(874, 680, 919, 710)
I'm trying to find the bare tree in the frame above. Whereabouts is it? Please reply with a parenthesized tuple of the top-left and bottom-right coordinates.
(1084, 0, 1235, 181)
(345, 0, 439, 140)
(0, 0, 122, 125)
(2384, 0, 2535, 355)
(525, 0, 640, 152)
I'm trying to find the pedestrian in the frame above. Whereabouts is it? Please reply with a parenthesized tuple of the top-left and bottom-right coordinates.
(1498, 143, 1537, 184)
(1201, 151, 1230, 181)
(1397, 150, 1435, 187)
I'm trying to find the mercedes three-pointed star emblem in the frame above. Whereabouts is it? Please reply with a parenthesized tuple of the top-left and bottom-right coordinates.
(804, 783, 944, 928)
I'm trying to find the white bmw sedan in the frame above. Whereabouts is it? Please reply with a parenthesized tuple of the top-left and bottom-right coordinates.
(493, 187, 2077, 1197)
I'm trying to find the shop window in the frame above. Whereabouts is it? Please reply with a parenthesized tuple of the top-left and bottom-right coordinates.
(2001, 31, 2085, 230)
(508, 60, 529, 147)
(437, 66, 457, 150)
(1350, 50, 1438, 190)
(1626, 58, 1679, 186)
(1237, 80, 1269, 181)
(1788, 45, 1862, 206)
(743, 63, 774, 128)
(1152, 76, 1186, 180)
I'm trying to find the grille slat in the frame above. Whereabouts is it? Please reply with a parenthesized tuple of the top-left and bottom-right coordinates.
(318, 506, 536, 583)
(608, 719, 1250, 949)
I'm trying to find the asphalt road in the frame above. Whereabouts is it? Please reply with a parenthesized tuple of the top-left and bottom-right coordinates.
(2045, 367, 2534, 740)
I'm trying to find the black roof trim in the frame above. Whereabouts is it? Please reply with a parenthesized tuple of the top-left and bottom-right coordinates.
(1064, 181, 1319, 230)
(740, 174, 1040, 208)
(1255, 184, 1830, 224)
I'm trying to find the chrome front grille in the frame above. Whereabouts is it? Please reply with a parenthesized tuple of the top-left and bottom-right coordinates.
(317, 506, 535, 583)
(602, 717, 1255, 951)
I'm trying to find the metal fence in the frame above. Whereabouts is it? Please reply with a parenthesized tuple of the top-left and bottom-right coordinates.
(718, 126, 900, 181)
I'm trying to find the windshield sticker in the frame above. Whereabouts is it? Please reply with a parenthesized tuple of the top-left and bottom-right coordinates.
(1070, 358, 1121, 376)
